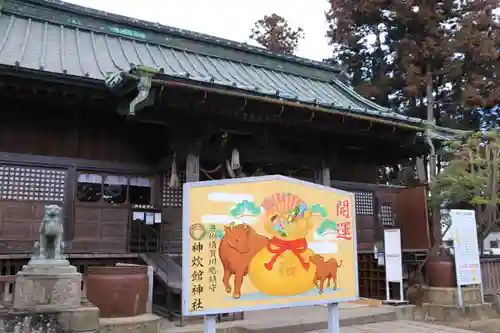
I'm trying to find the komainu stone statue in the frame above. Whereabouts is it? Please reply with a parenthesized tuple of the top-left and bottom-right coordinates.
(32, 204, 65, 260)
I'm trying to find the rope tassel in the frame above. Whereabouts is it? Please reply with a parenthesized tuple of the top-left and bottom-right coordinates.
(231, 148, 240, 170)
(168, 153, 180, 188)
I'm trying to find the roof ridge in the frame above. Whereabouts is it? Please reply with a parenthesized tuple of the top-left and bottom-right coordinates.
(17, 0, 344, 75)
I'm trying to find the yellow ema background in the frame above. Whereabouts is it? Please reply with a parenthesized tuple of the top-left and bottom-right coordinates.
(185, 179, 357, 314)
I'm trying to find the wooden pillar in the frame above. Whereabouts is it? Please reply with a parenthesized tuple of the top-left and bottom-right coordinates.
(415, 156, 426, 183)
(64, 166, 77, 241)
(315, 161, 331, 186)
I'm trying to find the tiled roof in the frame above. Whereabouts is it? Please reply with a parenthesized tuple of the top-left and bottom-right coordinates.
(0, 0, 425, 126)
(425, 124, 472, 141)
(12, 0, 347, 78)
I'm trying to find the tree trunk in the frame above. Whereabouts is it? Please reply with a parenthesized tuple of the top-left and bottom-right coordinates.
(478, 233, 485, 254)
(425, 69, 441, 251)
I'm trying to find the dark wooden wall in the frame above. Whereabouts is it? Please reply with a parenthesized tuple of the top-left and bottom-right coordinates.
(72, 206, 129, 253)
(330, 158, 379, 183)
(0, 99, 169, 254)
(0, 161, 162, 254)
(0, 105, 167, 165)
(376, 185, 431, 250)
(331, 181, 430, 252)
(0, 202, 46, 252)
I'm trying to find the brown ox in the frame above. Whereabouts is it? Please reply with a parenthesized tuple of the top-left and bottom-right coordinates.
(310, 254, 343, 294)
(219, 224, 268, 299)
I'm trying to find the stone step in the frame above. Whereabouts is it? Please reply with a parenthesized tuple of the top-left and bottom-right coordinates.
(101, 313, 161, 333)
(456, 318, 500, 331)
(309, 320, 479, 333)
(160, 305, 402, 333)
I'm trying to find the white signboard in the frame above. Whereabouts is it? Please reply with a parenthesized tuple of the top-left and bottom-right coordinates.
(384, 229, 404, 302)
(450, 209, 482, 286)
(384, 229, 403, 282)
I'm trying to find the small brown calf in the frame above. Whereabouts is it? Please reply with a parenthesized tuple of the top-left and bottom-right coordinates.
(310, 254, 343, 294)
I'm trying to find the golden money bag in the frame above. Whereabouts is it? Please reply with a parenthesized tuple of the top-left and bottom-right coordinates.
(249, 193, 316, 296)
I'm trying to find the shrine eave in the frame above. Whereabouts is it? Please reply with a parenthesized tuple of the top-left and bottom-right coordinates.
(106, 66, 427, 130)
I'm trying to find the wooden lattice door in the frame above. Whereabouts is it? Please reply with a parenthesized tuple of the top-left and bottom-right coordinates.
(0, 164, 67, 253)
(161, 169, 186, 255)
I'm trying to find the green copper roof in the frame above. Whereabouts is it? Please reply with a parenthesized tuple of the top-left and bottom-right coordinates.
(0, 0, 425, 126)
(424, 123, 472, 141)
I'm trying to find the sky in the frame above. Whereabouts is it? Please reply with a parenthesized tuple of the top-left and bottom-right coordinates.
(64, 0, 333, 61)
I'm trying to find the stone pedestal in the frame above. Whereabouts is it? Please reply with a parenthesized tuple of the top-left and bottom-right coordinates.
(9, 260, 159, 333)
(58, 305, 100, 332)
(13, 260, 82, 311)
(422, 286, 481, 306)
(418, 286, 495, 322)
(5, 305, 101, 333)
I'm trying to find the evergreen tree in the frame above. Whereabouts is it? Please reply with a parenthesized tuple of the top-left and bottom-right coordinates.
(326, 0, 500, 130)
(326, 0, 394, 107)
(444, 0, 500, 129)
(250, 14, 305, 54)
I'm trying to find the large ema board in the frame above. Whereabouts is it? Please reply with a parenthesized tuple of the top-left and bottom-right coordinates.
(182, 175, 359, 320)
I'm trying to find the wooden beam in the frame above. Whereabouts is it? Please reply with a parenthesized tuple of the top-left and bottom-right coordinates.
(155, 87, 421, 137)
(0, 253, 140, 260)
(199, 144, 324, 169)
(0, 152, 154, 174)
(138, 109, 424, 156)
(0, 66, 104, 90)
(330, 180, 405, 191)
(150, 118, 417, 154)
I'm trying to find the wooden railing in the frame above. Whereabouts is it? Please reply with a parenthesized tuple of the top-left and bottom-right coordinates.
(481, 256, 500, 295)
(129, 220, 162, 253)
